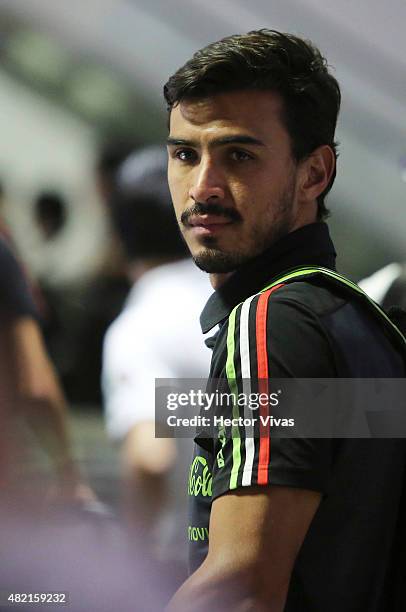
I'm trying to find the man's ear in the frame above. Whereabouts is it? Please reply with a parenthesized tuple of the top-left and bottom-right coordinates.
(297, 145, 335, 203)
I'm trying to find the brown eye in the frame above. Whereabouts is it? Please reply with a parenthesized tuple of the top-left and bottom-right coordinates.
(175, 149, 197, 162)
(230, 150, 253, 161)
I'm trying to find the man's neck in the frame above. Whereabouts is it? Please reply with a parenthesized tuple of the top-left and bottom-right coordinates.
(209, 271, 234, 290)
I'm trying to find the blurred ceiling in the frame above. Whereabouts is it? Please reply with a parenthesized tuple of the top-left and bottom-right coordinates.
(0, 0, 405, 271)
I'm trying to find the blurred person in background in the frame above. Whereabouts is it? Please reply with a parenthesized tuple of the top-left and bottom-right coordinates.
(102, 146, 211, 583)
(25, 187, 99, 405)
(34, 190, 67, 241)
(94, 139, 138, 294)
(32, 143, 136, 406)
(0, 199, 93, 503)
(29, 190, 70, 360)
(95, 138, 139, 286)
(60, 141, 137, 404)
(96, 139, 138, 205)
(0, 261, 93, 503)
(29, 189, 81, 290)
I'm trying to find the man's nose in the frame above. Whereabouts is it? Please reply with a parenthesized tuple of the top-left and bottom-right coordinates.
(188, 159, 225, 203)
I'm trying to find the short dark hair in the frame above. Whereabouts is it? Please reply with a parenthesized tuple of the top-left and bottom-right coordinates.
(164, 29, 341, 220)
(34, 191, 67, 237)
(111, 146, 187, 260)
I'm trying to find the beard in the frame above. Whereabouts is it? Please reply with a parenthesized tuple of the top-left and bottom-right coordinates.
(191, 181, 296, 274)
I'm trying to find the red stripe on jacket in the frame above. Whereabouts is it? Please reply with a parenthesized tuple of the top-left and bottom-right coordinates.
(256, 284, 284, 484)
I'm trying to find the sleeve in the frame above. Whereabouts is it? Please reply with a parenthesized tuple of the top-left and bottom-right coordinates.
(211, 288, 337, 501)
(0, 239, 38, 319)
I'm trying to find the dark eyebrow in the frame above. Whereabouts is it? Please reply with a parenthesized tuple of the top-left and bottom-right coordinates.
(166, 135, 266, 148)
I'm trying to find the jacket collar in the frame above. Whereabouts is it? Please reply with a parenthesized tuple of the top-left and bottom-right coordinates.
(200, 222, 336, 333)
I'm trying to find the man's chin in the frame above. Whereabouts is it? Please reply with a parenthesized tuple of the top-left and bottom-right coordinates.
(192, 248, 248, 273)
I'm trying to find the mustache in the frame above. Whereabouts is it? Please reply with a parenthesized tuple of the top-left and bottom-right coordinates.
(181, 202, 242, 226)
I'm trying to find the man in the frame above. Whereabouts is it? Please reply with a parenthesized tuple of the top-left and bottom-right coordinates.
(102, 147, 211, 579)
(164, 30, 406, 611)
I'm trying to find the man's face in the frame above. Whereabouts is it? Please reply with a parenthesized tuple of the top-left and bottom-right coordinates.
(167, 90, 307, 273)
